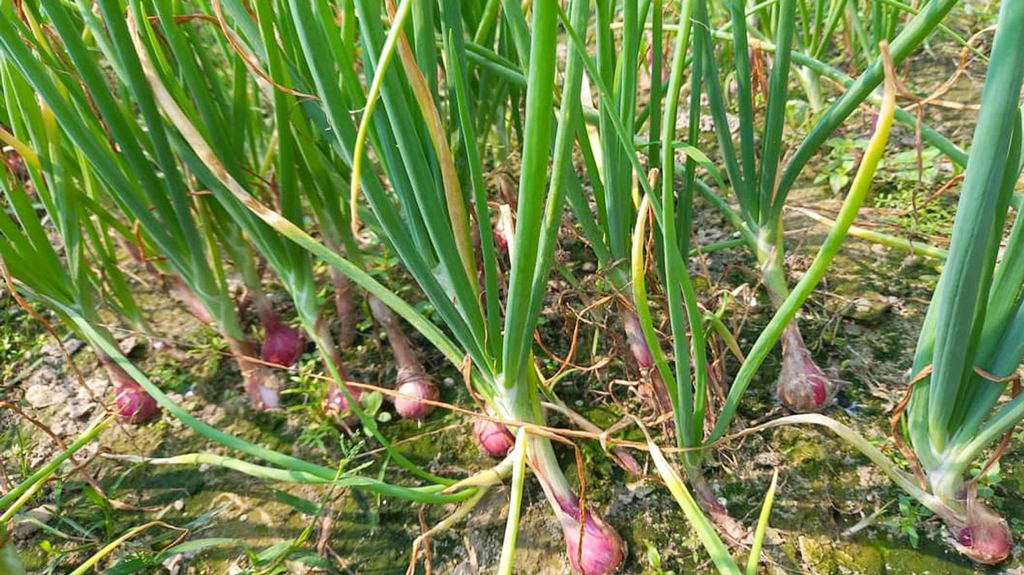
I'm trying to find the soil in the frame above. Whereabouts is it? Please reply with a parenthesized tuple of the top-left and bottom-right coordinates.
(4, 11, 1023, 575)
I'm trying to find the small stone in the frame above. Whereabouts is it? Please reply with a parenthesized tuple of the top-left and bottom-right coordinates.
(119, 336, 147, 358)
(40, 338, 83, 358)
(162, 554, 185, 575)
(173, 499, 185, 511)
(11, 505, 55, 538)
(466, 488, 508, 528)
(846, 291, 890, 323)
(62, 397, 96, 419)
(753, 451, 783, 467)
(84, 374, 109, 395)
(24, 366, 58, 387)
(52, 417, 79, 437)
(25, 384, 62, 408)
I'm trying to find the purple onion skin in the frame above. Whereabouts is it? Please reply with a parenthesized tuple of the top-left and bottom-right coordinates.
(494, 220, 509, 253)
(261, 320, 303, 368)
(323, 383, 363, 417)
(472, 417, 515, 457)
(393, 374, 439, 419)
(529, 437, 625, 575)
(950, 502, 1013, 565)
(223, 336, 281, 411)
(114, 383, 160, 423)
(554, 496, 626, 575)
(776, 325, 836, 412)
(620, 308, 672, 415)
(253, 384, 280, 410)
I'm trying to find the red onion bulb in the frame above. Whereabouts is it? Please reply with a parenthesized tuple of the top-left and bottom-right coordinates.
(114, 383, 159, 423)
(261, 319, 303, 367)
(393, 375, 439, 419)
(472, 415, 515, 457)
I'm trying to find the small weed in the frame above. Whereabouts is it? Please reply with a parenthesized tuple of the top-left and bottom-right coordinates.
(882, 495, 933, 548)
(873, 188, 956, 237)
(816, 136, 868, 195)
(0, 301, 46, 383)
(285, 355, 367, 465)
(969, 461, 1003, 503)
(643, 540, 678, 575)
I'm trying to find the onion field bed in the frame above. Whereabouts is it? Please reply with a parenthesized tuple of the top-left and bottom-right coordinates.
(2, 0, 1023, 574)
(7, 177, 1017, 575)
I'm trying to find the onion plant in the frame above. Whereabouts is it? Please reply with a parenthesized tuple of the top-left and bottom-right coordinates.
(641, 1, 1024, 563)
(128, 0, 627, 571)
(753, 2, 1024, 563)
(626, 0, 898, 538)
(0, 126, 497, 575)
(245, 0, 441, 418)
(555, 0, 962, 426)
(0, 0, 501, 533)
(0, 1, 286, 410)
(0, 62, 158, 422)
(294, 0, 625, 569)
(684, 0, 958, 412)
(125, 0, 367, 416)
(552, 0, 678, 417)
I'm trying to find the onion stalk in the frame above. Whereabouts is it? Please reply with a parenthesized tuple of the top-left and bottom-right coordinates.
(0, 1, 276, 411)
(624, 5, 898, 540)
(683, 0, 959, 413)
(194, 0, 628, 569)
(892, 2, 1024, 562)
(648, 436, 778, 575)
(368, 296, 438, 419)
(0, 66, 160, 423)
(556, 0, 676, 420)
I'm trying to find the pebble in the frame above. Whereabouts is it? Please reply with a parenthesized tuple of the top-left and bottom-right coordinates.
(40, 338, 83, 358)
(11, 504, 54, 538)
(24, 365, 58, 388)
(24, 384, 63, 408)
(118, 336, 147, 357)
(753, 451, 784, 467)
(52, 417, 80, 437)
(84, 373, 109, 394)
(162, 554, 185, 575)
(62, 397, 95, 419)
